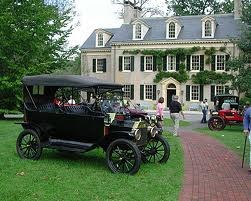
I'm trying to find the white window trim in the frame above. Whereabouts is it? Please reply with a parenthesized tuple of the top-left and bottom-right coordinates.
(124, 85, 131, 98)
(95, 59, 105, 73)
(122, 56, 132, 72)
(96, 32, 104, 47)
(190, 85, 200, 102)
(190, 55, 201, 72)
(202, 19, 215, 39)
(144, 55, 153, 72)
(134, 23, 142, 40)
(215, 55, 226, 72)
(215, 85, 225, 96)
(144, 85, 154, 100)
(168, 22, 176, 39)
(167, 55, 176, 71)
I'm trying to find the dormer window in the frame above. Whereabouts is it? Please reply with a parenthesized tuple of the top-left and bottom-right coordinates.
(201, 16, 216, 38)
(135, 23, 142, 39)
(169, 22, 176, 38)
(205, 20, 212, 37)
(97, 33, 104, 47)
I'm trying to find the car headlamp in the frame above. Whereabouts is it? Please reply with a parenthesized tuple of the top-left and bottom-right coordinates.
(134, 129, 141, 141)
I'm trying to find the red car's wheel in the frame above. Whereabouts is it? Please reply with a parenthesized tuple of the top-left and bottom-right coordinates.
(208, 116, 226, 131)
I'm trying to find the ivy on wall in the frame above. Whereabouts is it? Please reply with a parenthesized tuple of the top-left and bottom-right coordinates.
(191, 70, 233, 85)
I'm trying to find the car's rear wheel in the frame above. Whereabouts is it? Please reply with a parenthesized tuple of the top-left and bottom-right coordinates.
(16, 129, 42, 160)
(142, 134, 170, 163)
(208, 116, 226, 131)
(106, 139, 141, 175)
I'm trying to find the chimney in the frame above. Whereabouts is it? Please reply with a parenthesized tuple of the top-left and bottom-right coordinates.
(234, 0, 242, 19)
(123, 1, 141, 24)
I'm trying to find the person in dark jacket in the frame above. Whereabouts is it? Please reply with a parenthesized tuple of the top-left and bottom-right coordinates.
(169, 95, 185, 136)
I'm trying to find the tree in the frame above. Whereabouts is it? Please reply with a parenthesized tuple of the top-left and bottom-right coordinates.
(227, 2, 251, 96)
(0, 0, 77, 112)
(112, 0, 164, 17)
(166, 0, 234, 16)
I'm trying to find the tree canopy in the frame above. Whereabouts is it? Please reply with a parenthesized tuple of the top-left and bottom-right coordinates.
(0, 0, 77, 112)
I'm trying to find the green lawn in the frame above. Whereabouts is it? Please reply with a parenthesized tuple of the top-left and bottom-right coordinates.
(164, 118, 191, 127)
(0, 120, 184, 201)
(197, 126, 250, 166)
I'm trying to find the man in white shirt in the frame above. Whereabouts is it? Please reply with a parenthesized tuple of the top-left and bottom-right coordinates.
(68, 95, 76, 105)
(200, 98, 208, 123)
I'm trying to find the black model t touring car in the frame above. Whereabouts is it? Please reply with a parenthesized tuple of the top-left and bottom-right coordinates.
(16, 75, 170, 174)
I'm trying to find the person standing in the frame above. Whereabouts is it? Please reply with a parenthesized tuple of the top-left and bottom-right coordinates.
(243, 102, 251, 173)
(156, 97, 164, 130)
(68, 95, 76, 105)
(169, 95, 185, 137)
(200, 98, 208, 123)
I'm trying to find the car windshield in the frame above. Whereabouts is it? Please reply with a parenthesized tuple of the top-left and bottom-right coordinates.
(100, 91, 124, 113)
(222, 96, 237, 104)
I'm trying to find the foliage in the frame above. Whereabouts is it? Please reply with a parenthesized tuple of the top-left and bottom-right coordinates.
(112, 0, 164, 17)
(154, 64, 189, 83)
(166, 0, 234, 16)
(0, 120, 183, 201)
(0, 0, 78, 112)
(191, 70, 233, 85)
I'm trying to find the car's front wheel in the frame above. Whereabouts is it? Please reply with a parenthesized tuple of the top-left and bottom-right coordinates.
(208, 116, 226, 131)
(16, 129, 43, 160)
(142, 134, 170, 163)
(106, 139, 141, 175)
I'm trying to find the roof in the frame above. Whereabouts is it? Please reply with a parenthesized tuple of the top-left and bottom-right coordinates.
(80, 14, 241, 49)
(22, 74, 123, 89)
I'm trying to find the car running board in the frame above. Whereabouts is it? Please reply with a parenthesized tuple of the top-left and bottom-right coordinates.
(47, 139, 95, 152)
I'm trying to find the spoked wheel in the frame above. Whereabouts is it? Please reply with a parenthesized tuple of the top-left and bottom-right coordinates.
(208, 116, 226, 131)
(142, 134, 170, 163)
(16, 129, 42, 160)
(106, 139, 141, 175)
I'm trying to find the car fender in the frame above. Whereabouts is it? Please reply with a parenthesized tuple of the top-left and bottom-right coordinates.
(16, 122, 42, 135)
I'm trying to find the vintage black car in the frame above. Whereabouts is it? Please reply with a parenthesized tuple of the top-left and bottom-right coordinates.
(16, 75, 170, 174)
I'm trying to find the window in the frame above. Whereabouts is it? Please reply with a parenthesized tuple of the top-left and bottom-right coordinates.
(205, 20, 212, 37)
(135, 23, 142, 39)
(216, 55, 225, 71)
(96, 59, 104, 72)
(145, 85, 153, 100)
(168, 22, 175, 38)
(97, 33, 103, 46)
(123, 56, 132, 71)
(145, 56, 153, 71)
(191, 55, 200, 71)
(191, 85, 199, 101)
(167, 55, 176, 71)
(216, 85, 224, 95)
(33, 86, 44, 95)
(124, 85, 131, 98)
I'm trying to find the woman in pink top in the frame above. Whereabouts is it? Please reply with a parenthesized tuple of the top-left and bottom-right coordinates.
(156, 97, 164, 129)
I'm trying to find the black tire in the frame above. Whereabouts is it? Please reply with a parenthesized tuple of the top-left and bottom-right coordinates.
(16, 129, 42, 160)
(106, 139, 141, 175)
(142, 134, 170, 163)
(208, 116, 226, 131)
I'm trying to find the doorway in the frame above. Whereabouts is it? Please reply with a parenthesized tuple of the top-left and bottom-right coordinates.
(166, 83, 176, 107)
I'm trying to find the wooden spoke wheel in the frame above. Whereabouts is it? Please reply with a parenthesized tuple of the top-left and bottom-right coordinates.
(16, 129, 42, 160)
(208, 116, 226, 131)
(106, 139, 141, 175)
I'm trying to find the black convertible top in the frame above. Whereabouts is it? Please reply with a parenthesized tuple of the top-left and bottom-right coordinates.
(23, 74, 123, 89)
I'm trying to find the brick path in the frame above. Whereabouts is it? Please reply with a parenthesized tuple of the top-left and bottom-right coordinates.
(178, 130, 251, 201)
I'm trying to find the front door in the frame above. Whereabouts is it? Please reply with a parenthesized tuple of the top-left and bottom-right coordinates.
(166, 89, 176, 107)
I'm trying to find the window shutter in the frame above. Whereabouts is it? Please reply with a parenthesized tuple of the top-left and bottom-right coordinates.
(225, 85, 229, 94)
(186, 55, 191, 71)
(131, 56, 134, 71)
(130, 85, 134, 100)
(199, 85, 204, 101)
(119, 56, 123, 71)
(225, 55, 230, 71)
(163, 56, 167, 71)
(103, 59, 106, 72)
(200, 55, 204, 71)
(92, 59, 96, 72)
(140, 56, 144, 71)
(186, 85, 190, 101)
(211, 55, 215, 71)
(176, 55, 180, 71)
(153, 56, 157, 71)
(211, 85, 215, 101)
(153, 85, 157, 100)
(140, 85, 144, 100)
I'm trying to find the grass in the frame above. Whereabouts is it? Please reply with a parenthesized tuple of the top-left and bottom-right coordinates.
(164, 118, 191, 127)
(197, 126, 250, 166)
(0, 120, 184, 201)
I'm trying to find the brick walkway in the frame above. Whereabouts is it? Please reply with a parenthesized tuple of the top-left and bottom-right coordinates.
(178, 130, 251, 201)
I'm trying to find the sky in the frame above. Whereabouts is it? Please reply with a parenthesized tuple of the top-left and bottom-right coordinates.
(69, 0, 166, 47)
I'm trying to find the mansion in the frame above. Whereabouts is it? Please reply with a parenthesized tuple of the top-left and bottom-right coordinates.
(80, 0, 242, 110)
